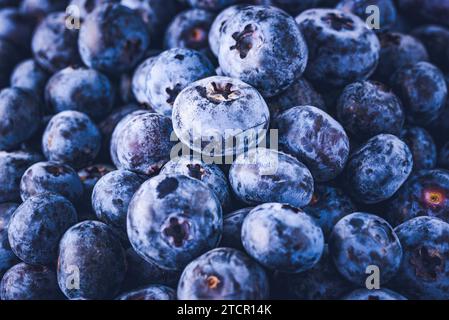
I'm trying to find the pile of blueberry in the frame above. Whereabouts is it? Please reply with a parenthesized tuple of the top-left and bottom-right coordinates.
(1, 0, 449, 301)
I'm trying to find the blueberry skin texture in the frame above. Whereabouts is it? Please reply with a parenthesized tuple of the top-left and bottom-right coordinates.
(116, 112, 174, 175)
(396, 0, 449, 27)
(164, 9, 215, 56)
(412, 25, 449, 73)
(229, 148, 314, 208)
(92, 170, 145, 235)
(20, 161, 84, 204)
(218, 5, 308, 97)
(10, 59, 50, 98)
(0, 39, 22, 89)
(392, 217, 449, 299)
(219, 208, 252, 250)
(57, 220, 127, 300)
(0, 203, 20, 278)
(127, 174, 223, 271)
(304, 184, 356, 238)
(0, 151, 43, 203)
(400, 126, 436, 171)
(391, 61, 447, 126)
(336, 81, 404, 139)
(342, 288, 406, 300)
(275, 106, 350, 182)
(117, 285, 176, 300)
(161, 156, 231, 210)
(0, 263, 63, 300)
(45, 66, 115, 120)
(296, 8, 379, 88)
(329, 212, 402, 285)
(0, 87, 41, 151)
(344, 134, 413, 204)
(242, 203, 324, 273)
(78, 3, 150, 75)
(42, 111, 102, 169)
(172, 76, 270, 157)
(0, 8, 35, 51)
(336, 0, 397, 32)
(386, 170, 449, 226)
(187, 0, 240, 11)
(373, 32, 429, 84)
(177, 247, 269, 300)
(31, 12, 81, 73)
(21, 0, 70, 19)
(8, 194, 77, 266)
(132, 56, 157, 106)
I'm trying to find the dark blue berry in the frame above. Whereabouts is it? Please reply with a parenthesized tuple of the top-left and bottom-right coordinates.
(412, 25, 449, 73)
(219, 207, 252, 250)
(400, 126, 437, 171)
(10, 59, 50, 99)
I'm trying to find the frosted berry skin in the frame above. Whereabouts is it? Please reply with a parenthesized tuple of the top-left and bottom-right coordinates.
(143, 48, 215, 116)
(8, 193, 77, 266)
(219, 208, 252, 250)
(329, 212, 402, 286)
(0, 203, 20, 278)
(10, 59, 50, 98)
(45, 66, 115, 120)
(172, 76, 270, 157)
(127, 174, 223, 271)
(20, 161, 84, 203)
(412, 25, 449, 73)
(275, 106, 350, 182)
(0, 151, 43, 202)
(229, 148, 314, 208)
(42, 111, 102, 169)
(78, 3, 150, 75)
(218, 5, 308, 97)
(344, 134, 413, 204)
(400, 127, 437, 171)
(0, 263, 63, 300)
(391, 62, 447, 126)
(386, 170, 449, 226)
(392, 217, 449, 300)
(117, 285, 176, 300)
(242, 203, 324, 273)
(0, 87, 41, 151)
(132, 56, 157, 106)
(31, 12, 81, 73)
(57, 220, 127, 300)
(342, 288, 406, 300)
(177, 247, 269, 300)
(336, 81, 405, 139)
(115, 112, 175, 175)
(161, 156, 231, 210)
(295, 8, 379, 89)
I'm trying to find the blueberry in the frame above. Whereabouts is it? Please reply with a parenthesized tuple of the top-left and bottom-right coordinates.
(0, 263, 63, 300)
(304, 184, 356, 238)
(8, 193, 77, 265)
(10, 59, 50, 99)
(127, 174, 222, 271)
(229, 148, 314, 208)
(20, 161, 84, 203)
(0, 203, 20, 278)
(92, 169, 145, 236)
(275, 106, 350, 182)
(386, 169, 449, 226)
(117, 285, 176, 300)
(115, 112, 174, 175)
(373, 32, 429, 84)
(172, 76, 270, 157)
(344, 134, 413, 204)
(161, 156, 231, 210)
(57, 220, 126, 300)
(412, 25, 449, 73)
(396, 0, 449, 27)
(219, 5, 308, 97)
(177, 247, 269, 300)
(400, 126, 437, 171)
(336, 80, 404, 139)
(392, 217, 449, 299)
(31, 12, 81, 73)
(0, 39, 22, 89)
(391, 61, 447, 126)
(78, 3, 150, 75)
(219, 208, 252, 250)
(0, 151, 43, 203)
(0, 87, 42, 151)
(21, 0, 70, 20)
(0, 8, 35, 51)
(132, 56, 158, 106)
(187, 0, 240, 12)
(69, 0, 120, 19)
(164, 9, 215, 57)
(142, 48, 215, 116)
(42, 110, 102, 169)
(296, 8, 379, 88)
(329, 212, 402, 285)
(242, 203, 324, 273)
(342, 288, 406, 300)
(45, 66, 115, 120)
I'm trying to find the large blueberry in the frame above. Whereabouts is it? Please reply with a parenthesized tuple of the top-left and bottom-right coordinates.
(117, 285, 176, 300)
